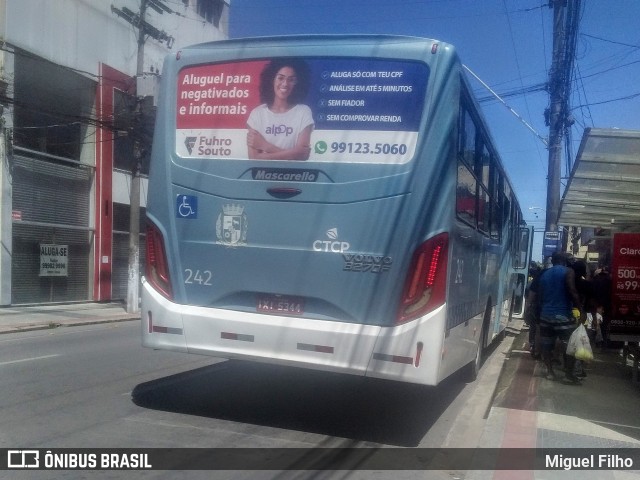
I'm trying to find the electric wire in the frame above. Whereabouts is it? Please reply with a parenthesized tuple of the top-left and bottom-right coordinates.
(501, 0, 547, 176)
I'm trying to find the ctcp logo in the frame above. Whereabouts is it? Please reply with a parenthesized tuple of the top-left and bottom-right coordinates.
(313, 228, 350, 253)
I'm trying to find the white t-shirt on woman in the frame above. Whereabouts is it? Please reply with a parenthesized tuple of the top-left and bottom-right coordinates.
(247, 104, 314, 151)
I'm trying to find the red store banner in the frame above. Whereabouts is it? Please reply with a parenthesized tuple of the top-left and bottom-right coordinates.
(610, 233, 640, 340)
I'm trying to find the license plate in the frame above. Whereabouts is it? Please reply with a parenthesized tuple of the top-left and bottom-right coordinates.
(256, 294, 305, 316)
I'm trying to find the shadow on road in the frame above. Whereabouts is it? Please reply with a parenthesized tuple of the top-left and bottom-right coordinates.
(132, 360, 467, 447)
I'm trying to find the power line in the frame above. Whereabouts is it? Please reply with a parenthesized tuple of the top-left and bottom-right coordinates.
(476, 55, 640, 106)
(477, 82, 547, 104)
(571, 91, 640, 109)
(572, 62, 594, 128)
(501, 0, 548, 178)
(581, 33, 640, 49)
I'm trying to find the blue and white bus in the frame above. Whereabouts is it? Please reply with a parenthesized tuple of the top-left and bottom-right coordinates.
(142, 35, 532, 386)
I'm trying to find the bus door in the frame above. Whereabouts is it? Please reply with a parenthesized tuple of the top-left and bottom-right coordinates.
(511, 225, 534, 319)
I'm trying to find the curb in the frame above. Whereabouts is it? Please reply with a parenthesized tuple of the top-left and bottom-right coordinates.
(0, 316, 140, 335)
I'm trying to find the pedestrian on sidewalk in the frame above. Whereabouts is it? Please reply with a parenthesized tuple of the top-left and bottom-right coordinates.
(570, 259, 593, 378)
(591, 266, 612, 348)
(536, 252, 584, 383)
(586, 304, 604, 347)
(570, 259, 593, 311)
(525, 263, 543, 359)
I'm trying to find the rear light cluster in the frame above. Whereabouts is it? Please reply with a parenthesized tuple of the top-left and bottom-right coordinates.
(145, 221, 173, 300)
(396, 232, 449, 324)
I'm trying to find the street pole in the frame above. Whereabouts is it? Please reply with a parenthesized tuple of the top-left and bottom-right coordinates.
(126, 0, 147, 314)
(545, 0, 566, 236)
(110, 0, 172, 312)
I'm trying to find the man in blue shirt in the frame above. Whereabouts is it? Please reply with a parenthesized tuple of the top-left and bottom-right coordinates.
(535, 252, 583, 382)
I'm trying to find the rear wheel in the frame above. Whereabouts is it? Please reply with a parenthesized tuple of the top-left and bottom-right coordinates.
(464, 326, 483, 382)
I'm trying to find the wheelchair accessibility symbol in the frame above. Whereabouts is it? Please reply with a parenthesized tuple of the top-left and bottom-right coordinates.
(176, 195, 197, 219)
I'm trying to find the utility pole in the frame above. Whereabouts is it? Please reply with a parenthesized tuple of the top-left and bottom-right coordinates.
(127, 0, 146, 314)
(111, 0, 174, 313)
(545, 0, 567, 236)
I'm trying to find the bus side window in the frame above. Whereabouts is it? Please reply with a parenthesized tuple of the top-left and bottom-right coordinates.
(458, 107, 476, 166)
(457, 101, 479, 228)
(475, 138, 490, 235)
(477, 186, 490, 234)
(503, 182, 512, 224)
(513, 227, 530, 269)
(478, 144, 490, 190)
(490, 163, 502, 241)
(457, 160, 477, 225)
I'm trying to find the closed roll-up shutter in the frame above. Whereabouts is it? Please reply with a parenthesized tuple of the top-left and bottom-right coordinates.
(11, 154, 93, 304)
(111, 232, 129, 300)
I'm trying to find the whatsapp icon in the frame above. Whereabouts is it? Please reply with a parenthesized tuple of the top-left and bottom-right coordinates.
(314, 141, 328, 154)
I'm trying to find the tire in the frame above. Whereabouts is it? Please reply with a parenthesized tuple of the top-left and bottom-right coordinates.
(464, 324, 484, 382)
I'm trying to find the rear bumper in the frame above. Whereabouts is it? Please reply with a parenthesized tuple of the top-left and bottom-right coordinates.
(141, 279, 447, 385)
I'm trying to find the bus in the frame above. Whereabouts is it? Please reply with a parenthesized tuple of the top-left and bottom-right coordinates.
(142, 35, 533, 386)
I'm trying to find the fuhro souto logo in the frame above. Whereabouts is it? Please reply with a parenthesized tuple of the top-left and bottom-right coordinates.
(184, 136, 197, 154)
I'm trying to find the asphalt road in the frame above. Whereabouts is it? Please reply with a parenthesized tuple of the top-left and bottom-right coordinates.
(0, 321, 509, 479)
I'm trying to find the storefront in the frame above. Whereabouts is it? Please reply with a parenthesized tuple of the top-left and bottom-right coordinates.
(11, 149, 93, 304)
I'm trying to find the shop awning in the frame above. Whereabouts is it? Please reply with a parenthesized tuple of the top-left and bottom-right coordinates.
(559, 128, 640, 229)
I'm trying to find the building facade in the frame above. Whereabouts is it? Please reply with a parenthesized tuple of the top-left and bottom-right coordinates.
(0, 0, 229, 305)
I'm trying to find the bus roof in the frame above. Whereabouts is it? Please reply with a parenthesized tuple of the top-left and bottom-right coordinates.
(180, 34, 453, 51)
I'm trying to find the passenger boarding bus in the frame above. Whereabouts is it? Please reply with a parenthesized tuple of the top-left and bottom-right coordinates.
(142, 35, 532, 386)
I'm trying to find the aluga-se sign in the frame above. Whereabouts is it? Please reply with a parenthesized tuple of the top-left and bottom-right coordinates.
(39, 244, 68, 277)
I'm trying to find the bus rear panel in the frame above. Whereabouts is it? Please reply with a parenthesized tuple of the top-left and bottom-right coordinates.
(142, 35, 523, 386)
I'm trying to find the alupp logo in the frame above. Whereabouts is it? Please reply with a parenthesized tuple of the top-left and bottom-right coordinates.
(265, 124, 294, 137)
(313, 228, 350, 253)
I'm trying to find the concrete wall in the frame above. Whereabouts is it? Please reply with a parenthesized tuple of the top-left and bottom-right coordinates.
(4, 0, 228, 77)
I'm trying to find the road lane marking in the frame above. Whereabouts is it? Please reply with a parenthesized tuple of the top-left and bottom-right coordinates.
(0, 354, 60, 366)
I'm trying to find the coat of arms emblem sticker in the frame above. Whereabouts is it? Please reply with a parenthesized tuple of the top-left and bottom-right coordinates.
(216, 204, 247, 246)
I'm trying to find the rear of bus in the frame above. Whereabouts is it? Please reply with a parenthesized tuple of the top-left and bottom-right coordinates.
(142, 35, 463, 386)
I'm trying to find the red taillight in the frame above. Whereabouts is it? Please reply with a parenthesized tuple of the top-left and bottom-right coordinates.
(145, 221, 173, 299)
(396, 232, 449, 324)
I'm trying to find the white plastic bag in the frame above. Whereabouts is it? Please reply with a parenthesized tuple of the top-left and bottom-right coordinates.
(567, 324, 594, 361)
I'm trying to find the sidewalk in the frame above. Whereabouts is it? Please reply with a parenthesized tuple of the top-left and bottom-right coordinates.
(468, 321, 640, 479)
(0, 302, 140, 334)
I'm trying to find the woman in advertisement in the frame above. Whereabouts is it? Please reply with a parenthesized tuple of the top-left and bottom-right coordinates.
(246, 59, 314, 160)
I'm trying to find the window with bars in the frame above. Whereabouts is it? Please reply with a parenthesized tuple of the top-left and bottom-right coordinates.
(196, 0, 225, 27)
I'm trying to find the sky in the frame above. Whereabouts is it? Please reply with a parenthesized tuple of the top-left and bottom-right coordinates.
(228, 0, 640, 261)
